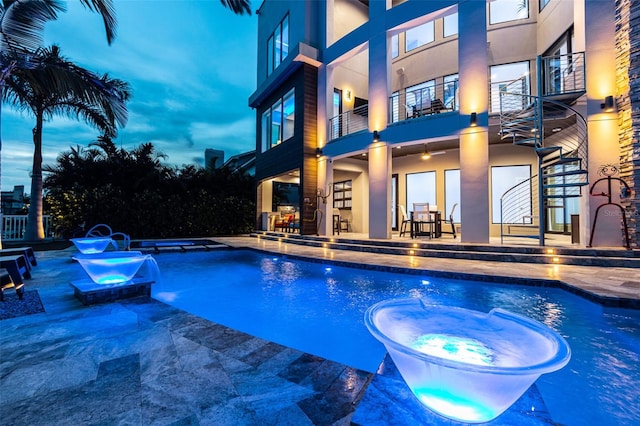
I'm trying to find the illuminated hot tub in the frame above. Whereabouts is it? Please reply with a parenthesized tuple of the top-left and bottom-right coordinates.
(70, 237, 114, 254)
(73, 251, 154, 285)
(364, 298, 571, 423)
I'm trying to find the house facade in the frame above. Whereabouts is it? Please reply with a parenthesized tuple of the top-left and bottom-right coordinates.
(249, 0, 639, 248)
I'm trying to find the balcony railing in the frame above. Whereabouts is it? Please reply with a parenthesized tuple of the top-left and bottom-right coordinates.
(539, 52, 585, 97)
(1, 214, 54, 241)
(389, 80, 458, 124)
(329, 104, 369, 140)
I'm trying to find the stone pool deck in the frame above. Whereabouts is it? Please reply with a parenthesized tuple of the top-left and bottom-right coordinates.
(0, 237, 638, 425)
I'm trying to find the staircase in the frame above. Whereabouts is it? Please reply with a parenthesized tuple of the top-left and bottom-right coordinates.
(499, 52, 588, 244)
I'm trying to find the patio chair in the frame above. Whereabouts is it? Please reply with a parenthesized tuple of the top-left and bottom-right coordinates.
(398, 205, 410, 237)
(412, 203, 437, 238)
(440, 203, 458, 238)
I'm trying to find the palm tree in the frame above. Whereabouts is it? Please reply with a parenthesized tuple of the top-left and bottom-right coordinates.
(0, 0, 117, 246)
(3, 45, 130, 240)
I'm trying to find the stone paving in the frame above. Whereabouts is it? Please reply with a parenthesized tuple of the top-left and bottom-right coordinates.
(0, 237, 638, 425)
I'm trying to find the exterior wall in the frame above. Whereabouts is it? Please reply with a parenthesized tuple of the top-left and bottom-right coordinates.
(616, 0, 640, 248)
(251, 0, 637, 247)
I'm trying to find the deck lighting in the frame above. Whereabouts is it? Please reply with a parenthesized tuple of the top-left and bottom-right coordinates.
(470, 112, 478, 127)
(601, 95, 615, 112)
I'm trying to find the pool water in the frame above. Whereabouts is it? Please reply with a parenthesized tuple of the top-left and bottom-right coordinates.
(152, 250, 640, 425)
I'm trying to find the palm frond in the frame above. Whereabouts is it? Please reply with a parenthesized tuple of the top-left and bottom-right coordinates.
(219, 0, 251, 16)
(0, 0, 65, 52)
(79, 0, 116, 44)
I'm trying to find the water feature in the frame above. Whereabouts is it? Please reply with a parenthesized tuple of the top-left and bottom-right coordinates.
(364, 298, 571, 422)
(70, 237, 115, 254)
(73, 251, 158, 284)
(151, 250, 640, 425)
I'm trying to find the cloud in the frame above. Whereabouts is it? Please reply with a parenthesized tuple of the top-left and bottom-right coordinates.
(2, 1, 257, 191)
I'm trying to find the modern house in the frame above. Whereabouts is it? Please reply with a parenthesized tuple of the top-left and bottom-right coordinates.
(248, 0, 639, 248)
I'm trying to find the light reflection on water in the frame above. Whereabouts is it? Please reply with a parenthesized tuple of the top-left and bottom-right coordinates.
(152, 250, 640, 426)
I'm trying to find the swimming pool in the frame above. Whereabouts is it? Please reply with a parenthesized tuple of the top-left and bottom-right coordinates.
(151, 249, 640, 425)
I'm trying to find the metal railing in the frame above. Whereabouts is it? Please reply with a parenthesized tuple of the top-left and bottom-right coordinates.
(328, 104, 369, 140)
(500, 175, 540, 243)
(389, 80, 458, 124)
(1, 214, 54, 241)
(540, 52, 585, 96)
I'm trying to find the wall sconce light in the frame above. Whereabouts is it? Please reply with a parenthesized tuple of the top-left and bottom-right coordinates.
(601, 95, 615, 112)
(470, 112, 478, 127)
(315, 147, 322, 158)
(373, 130, 380, 142)
(421, 145, 430, 160)
(344, 89, 352, 102)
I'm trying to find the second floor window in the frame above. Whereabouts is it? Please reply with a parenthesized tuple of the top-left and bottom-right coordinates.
(261, 88, 295, 152)
(490, 0, 529, 25)
(267, 14, 290, 76)
(405, 21, 434, 52)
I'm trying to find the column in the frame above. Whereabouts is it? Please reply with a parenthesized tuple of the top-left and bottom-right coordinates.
(458, 0, 489, 243)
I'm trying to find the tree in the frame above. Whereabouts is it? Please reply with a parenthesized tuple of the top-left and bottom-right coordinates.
(0, 0, 118, 247)
(3, 45, 130, 240)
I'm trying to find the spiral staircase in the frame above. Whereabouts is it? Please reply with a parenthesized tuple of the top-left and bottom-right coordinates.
(499, 53, 588, 245)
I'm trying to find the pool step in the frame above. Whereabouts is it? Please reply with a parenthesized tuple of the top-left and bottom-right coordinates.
(251, 232, 640, 268)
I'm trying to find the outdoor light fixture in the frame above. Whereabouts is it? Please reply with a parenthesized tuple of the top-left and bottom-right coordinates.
(601, 95, 615, 112)
(373, 130, 380, 142)
(470, 112, 478, 126)
(344, 89, 352, 102)
(421, 145, 431, 160)
(315, 147, 322, 158)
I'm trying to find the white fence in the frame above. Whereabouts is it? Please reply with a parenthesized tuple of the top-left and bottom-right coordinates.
(1, 214, 54, 241)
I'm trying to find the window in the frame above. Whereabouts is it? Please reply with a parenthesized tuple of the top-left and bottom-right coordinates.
(405, 21, 434, 52)
(282, 90, 295, 141)
(490, 61, 530, 113)
(261, 88, 295, 151)
(491, 165, 531, 223)
(444, 169, 461, 223)
(443, 74, 458, 110)
(540, 0, 551, 11)
(443, 13, 458, 37)
(391, 34, 399, 58)
(406, 171, 436, 212)
(333, 180, 352, 209)
(490, 0, 528, 25)
(390, 90, 399, 123)
(261, 110, 270, 152)
(267, 14, 290, 76)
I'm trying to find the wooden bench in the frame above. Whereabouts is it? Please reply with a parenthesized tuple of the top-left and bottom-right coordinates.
(0, 247, 37, 266)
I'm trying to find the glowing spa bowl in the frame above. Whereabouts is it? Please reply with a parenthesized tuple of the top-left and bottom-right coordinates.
(70, 237, 114, 254)
(73, 251, 154, 285)
(364, 298, 571, 423)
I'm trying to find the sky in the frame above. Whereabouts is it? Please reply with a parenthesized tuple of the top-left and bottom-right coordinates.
(1, 0, 258, 192)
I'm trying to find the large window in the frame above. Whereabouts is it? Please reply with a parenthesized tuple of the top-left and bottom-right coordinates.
(539, 0, 551, 11)
(490, 0, 528, 25)
(261, 88, 295, 151)
(267, 14, 289, 76)
(444, 169, 461, 223)
(406, 171, 436, 213)
(443, 12, 458, 37)
(491, 165, 531, 224)
(405, 21, 434, 52)
(490, 61, 530, 113)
